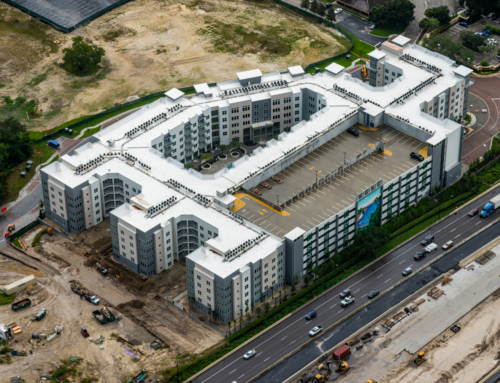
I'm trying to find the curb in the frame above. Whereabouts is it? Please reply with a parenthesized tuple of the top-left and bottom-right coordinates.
(185, 184, 499, 383)
(282, 274, 446, 383)
(458, 236, 500, 268)
(479, 365, 500, 383)
(249, 214, 500, 383)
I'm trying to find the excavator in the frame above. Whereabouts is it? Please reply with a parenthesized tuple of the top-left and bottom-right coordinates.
(409, 351, 426, 368)
(313, 373, 329, 382)
(335, 361, 349, 373)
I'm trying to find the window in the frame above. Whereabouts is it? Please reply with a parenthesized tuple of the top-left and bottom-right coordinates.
(295, 96, 300, 101)
(197, 275, 201, 280)
(254, 111, 259, 116)
(254, 105, 259, 109)
(272, 99, 280, 105)
(231, 107, 239, 113)
(206, 281, 211, 286)
(222, 110, 227, 115)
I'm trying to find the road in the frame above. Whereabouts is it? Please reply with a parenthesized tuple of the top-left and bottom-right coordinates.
(282, 0, 387, 46)
(192, 186, 500, 383)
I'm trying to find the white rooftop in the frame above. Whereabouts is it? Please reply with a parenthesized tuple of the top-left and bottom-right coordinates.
(392, 35, 411, 47)
(325, 62, 345, 75)
(453, 66, 473, 78)
(165, 88, 185, 101)
(288, 65, 305, 76)
(368, 49, 386, 60)
(237, 69, 262, 81)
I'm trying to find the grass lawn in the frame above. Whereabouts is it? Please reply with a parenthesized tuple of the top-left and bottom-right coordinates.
(81, 126, 101, 138)
(370, 26, 406, 37)
(12, 238, 23, 249)
(0, 293, 16, 306)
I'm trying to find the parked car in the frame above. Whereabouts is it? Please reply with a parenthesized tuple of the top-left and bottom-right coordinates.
(367, 290, 379, 299)
(335, 7, 343, 14)
(309, 325, 323, 336)
(370, 24, 376, 30)
(494, 17, 500, 23)
(488, 12, 495, 18)
(410, 152, 424, 162)
(475, 32, 484, 36)
(414, 250, 427, 261)
(90, 296, 100, 305)
(497, 54, 500, 60)
(81, 328, 89, 338)
(347, 128, 359, 137)
(469, 208, 479, 217)
(305, 310, 317, 320)
(486, 39, 498, 45)
(459, 22, 468, 27)
(402, 267, 413, 276)
(340, 288, 351, 298)
(442, 240, 454, 250)
(324, 3, 332, 8)
(421, 233, 434, 246)
(341, 296, 355, 307)
(243, 350, 256, 360)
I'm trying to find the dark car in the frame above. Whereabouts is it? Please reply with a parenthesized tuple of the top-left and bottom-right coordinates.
(410, 152, 424, 162)
(324, 3, 332, 8)
(367, 290, 379, 299)
(81, 327, 89, 338)
(340, 288, 351, 298)
(459, 22, 468, 27)
(305, 310, 317, 320)
(469, 208, 479, 217)
(421, 234, 434, 246)
(414, 250, 427, 260)
(347, 128, 360, 137)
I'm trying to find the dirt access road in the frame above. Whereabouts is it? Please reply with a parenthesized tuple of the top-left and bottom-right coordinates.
(0, 223, 223, 382)
(0, 0, 349, 133)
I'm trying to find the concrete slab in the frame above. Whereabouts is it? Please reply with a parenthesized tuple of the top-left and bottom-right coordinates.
(386, 244, 500, 355)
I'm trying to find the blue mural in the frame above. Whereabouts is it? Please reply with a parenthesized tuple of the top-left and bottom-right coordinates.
(357, 187, 382, 230)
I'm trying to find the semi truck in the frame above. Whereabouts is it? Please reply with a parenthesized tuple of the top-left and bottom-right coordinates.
(480, 195, 500, 218)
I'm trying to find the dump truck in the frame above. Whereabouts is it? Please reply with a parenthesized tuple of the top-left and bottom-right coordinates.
(480, 195, 500, 217)
(92, 307, 116, 324)
(408, 351, 426, 367)
(11, 298, 31, 311)
(332, 345, 351, 361)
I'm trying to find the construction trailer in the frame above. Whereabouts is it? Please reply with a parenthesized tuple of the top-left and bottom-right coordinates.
(2, 275, 37, 295)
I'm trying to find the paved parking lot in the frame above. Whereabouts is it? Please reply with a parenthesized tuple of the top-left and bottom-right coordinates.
(233, 126, 426, 237)
(442, 19, 500, 66)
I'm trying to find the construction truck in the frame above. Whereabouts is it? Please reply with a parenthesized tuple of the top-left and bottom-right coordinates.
(367, 380, 378, 383)
(11, 298, 31, 311)
(480, 195, 500, 217)
(335, 361, 349, 373)
(408, 351, 426, 368)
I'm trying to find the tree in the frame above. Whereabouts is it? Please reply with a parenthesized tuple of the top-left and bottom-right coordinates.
(479, 45, 485, 59)
(484, 43, 495, 60)
(217, 144, 227, 157)
(428, 17, 440, 31)
(480, 60, 490, 66)
(368, 0, 415, 29)
(199, 152, 213, 170)
(62, 36, 105, 74)
(208, 307, 212, 322)
(300, 0, 310, 10)
(460, 31, 487, 51)
(246, 312, 252, 323)
(304, 274, 311, 286)
(310, 0, 319, 14)
(265, 302, 271, 312)
(291, 284, 296, 293)
(230, 140, 241, 151)
(327, 7, 336, 22)
(239, 316, 243, 330)
(228, 320, 232, 334)
(424, 6, 450, 25)
(423, 34, 474, 65)
(255, 306, 262, 317)
(317, 3, 326, 18)
(306, 260, 314, 275)
(184, 162, 196, 170)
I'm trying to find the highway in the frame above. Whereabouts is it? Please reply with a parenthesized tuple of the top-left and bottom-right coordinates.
(192, 186, 500, 383)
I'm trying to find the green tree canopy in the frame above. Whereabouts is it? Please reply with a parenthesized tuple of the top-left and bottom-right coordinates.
(62, 36, 105, 74)
(327, 7, 336, 22)
(424, 6, 451, 25)
(460, 30, 487, 51)
(368, 0, 415, 29)
(419, 18, 430, 29)
(424, 34, 475, 65)
(427, 17, 440, 31)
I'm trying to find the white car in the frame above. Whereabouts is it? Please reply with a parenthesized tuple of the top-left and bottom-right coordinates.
(90, 296, 100, 305)
(335, 8, 343, 14)
(309, 325, 323, 336)
(243, 349, 256, 359)
(341, 296, 355, 307)
(475, 32, 483, 36)
(487, 39, 498, 45)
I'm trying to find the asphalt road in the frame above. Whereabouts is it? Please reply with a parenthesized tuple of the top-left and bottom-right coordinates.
(193, 186, 500, 383)
(485, 369, 500, 383)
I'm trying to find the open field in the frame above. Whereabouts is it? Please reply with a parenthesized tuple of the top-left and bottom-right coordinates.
(0, 221, 224, 382)
(0, 0, 350, 133)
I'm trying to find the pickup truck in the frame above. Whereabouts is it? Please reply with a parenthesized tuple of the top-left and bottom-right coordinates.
(90, 296, 100, 305)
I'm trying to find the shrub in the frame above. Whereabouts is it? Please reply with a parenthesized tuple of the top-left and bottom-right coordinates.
(481, 60, 489, 66)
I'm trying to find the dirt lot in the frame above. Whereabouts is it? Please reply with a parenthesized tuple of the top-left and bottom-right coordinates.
(0, 0, 350, 132)
(0, 222, 223, 382)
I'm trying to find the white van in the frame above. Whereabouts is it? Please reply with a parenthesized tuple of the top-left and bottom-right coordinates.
(425, 243, 438, 253)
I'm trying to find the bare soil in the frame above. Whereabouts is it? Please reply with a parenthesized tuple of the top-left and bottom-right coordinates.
(0, 220, 223, 382)
(0, 0, 350, 132)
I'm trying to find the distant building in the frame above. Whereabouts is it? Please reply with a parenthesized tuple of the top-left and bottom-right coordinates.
(337, 0, 389, 15)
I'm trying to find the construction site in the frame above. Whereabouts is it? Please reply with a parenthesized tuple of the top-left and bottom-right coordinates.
(295, 239, 500, 383)
(0, 220, 224, 382)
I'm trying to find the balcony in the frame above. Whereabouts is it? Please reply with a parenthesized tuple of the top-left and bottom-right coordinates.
(103, 180, 113, 187)
(113, 179, 123, 187)
(114, 186, 124, 193)
(188, 222, 198, 228)
(104, 187, 114, 195)
(177, 222, 187, 229)
(104, 194, 115, 203)
(178, 228, 198, 236)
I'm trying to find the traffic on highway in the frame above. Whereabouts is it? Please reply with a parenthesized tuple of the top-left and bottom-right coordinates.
(193, 187, 500, 383)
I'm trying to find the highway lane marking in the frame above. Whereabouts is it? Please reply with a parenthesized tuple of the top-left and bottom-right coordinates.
(256, 352, 262, 357)
(354, 289, 360, 294)
(229, 369, 236, 375)
(377, 274, 384, 278)
(314, 296, 337, 310)
(450, 228, 456, 232)
(399, 260, 406, 264)
(361, 294, 367, 298)
(455, 234, 461, 238)
(281, 336, 287, 341)
(384, 278, 391, 283)
(200, 356, 241, 382)
(476, 222, 481, 225)
(330, 304, 337, 308)
(338, 309, 344, 313)
(238, 374, 245, 379)
(290, 340, 296, 345)
(264, 357, 270, 362)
